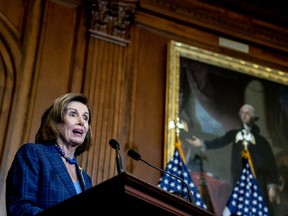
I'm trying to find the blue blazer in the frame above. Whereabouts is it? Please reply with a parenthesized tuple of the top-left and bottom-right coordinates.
(6, 143, 93, 216)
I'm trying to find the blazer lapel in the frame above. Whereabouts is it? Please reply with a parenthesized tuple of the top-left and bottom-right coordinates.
(46, 144, 77, 196)
(76, 165, 88, 191)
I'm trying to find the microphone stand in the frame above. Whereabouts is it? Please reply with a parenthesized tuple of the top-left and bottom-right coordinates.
(128, 149, 194, 203)
(109, 139, 124, 174)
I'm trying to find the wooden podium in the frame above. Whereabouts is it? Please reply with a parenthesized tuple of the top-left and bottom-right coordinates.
(39, 172, 214, 215)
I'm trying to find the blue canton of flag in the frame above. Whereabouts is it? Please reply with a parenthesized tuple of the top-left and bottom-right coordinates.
(157, 148, 207, 210)
(223, 156, 269, 216)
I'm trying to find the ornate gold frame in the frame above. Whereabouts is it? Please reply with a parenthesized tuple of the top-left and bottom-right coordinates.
(164, 40, 288, 164)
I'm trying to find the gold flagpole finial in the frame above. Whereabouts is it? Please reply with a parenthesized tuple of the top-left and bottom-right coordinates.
(168, 117, 188, 163)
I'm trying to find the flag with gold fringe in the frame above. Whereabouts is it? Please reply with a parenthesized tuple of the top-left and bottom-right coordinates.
(157, 137, 207, 210)
(222, 150, 269, 216)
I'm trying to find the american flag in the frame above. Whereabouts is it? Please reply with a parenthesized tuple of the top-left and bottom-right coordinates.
(157, 143, 207, 210)
(223, 152, 269, 216)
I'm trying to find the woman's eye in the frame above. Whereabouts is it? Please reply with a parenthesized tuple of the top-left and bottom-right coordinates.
(68, 111, 77, 117)
(83, 115, 89, 121)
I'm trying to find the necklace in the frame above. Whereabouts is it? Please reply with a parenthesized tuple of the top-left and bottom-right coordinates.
(54, 144, 77, 165)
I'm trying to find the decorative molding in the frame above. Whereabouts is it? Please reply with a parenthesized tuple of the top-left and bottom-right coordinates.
(51, 0, 82, 7)
(139, 0, 288, 52)
(88, 0, 138, 46)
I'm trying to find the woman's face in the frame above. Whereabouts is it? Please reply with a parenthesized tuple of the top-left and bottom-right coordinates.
(57, 101, 90, 146)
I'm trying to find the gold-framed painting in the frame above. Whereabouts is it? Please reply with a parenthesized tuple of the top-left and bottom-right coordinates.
(164, 40, 288, 216)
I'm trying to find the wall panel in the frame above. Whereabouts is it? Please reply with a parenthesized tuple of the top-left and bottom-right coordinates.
(81, 38, 129, 184)
(126, 25, 168, 184)
(28, 0, 85, 141)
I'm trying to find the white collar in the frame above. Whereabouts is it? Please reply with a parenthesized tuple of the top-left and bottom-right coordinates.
(235, 129, 256, 150)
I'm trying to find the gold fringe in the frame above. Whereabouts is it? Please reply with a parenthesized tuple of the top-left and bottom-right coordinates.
(175, 136, 186, 163)
(241, 149, 256, 178)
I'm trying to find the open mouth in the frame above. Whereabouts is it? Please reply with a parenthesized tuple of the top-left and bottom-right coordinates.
(72, 129, 84, 135)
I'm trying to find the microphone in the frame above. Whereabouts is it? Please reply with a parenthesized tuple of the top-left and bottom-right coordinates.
(127, 149, 194, 203)
(109, 139, 124, 174)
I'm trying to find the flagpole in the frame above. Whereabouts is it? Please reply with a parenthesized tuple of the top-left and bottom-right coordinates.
(158, 117, 208, 210)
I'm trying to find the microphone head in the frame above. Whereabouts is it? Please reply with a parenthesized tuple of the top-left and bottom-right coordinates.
(109, 139, 120, 150)
(127, 149, 141, 161)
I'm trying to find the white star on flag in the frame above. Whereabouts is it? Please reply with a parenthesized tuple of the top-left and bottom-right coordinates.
(157, 138, 207, 210)
(223, 150, 269, 216)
